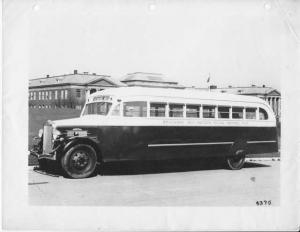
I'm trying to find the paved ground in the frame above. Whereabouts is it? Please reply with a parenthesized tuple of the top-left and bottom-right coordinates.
(28, 159, 280, 206)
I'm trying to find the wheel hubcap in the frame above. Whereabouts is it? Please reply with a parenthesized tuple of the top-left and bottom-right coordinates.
(71, 151, 89, 170)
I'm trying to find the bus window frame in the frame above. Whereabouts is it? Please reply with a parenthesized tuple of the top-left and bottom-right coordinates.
(110, 103, 121, 116)
(150, 102, 167, 118)
(123, 101, 147, 118)
(259, 107, 269, 120)
(169, 103, 184, 118)
(186, 104, 202, 118)
(245, 107, 257, 120)
(202, 105, 216, 119)
(232, 106, 244, 119)
(217, 105, 231, 119)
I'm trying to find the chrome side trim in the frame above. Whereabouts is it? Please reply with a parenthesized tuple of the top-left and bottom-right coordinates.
(148, 142, 234, 147)
(247, 140, 277, 144)
(148, 140, 277, 147)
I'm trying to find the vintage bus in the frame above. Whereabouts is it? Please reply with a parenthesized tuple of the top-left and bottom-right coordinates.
(30, 87, 278, 178)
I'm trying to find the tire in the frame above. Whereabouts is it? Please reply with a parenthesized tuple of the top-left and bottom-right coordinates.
(226, 141, 247, 170)
(61, 144, 97, 179)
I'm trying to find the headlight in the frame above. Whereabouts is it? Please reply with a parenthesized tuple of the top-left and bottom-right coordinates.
(52, 128, 61, 140)
(38, 128, 43, 138)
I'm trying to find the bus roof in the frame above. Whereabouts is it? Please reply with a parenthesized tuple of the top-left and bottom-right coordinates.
(91, 87, 267, 104)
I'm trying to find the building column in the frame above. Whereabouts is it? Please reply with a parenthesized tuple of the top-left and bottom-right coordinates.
(275, 97, 279, 116)
(278, 98, 281, 118)
(274, 98, 277, 116)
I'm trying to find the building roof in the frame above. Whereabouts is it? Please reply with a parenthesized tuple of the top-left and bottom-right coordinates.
(91, 86, 268, 105)
(212, 86, 280, 96)
(122, 72, 178, 84)
(121, 72, 185, 89)
(29, 73, 126, 88)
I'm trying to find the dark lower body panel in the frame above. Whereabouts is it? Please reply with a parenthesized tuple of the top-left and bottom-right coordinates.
(99, 126, 278, 162)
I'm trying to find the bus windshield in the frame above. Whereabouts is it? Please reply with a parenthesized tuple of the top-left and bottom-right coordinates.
(83, 102, 112, 116)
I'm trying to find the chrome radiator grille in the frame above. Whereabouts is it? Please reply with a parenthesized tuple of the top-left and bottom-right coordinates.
(42, 125, 53, 154)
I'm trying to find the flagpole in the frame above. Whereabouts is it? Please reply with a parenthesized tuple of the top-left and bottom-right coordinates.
(207, 72, 211, 92)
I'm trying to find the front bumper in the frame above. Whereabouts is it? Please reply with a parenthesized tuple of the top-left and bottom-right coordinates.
(30, 149, 57, 160)
(29, 137, 57, 160)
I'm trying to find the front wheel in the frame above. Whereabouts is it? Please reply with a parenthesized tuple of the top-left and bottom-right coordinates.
(226, 149, 246, 170)
(61, 144, 97, 179)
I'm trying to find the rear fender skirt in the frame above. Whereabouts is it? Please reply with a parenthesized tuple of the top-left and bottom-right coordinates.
(62, 137, 102, 162)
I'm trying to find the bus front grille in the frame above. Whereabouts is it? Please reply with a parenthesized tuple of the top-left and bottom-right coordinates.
(42, 125, 53, 155)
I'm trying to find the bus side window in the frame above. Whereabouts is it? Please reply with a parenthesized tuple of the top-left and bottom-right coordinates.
(218, 106, 230, 119)
(186, 105, 200, 118)
(169, 104, 184, 117)
(246, 108, 257, 119)
(111, 104, 120, 116)
(232, 107, 243, 119)
(150, 103, 166, 117)
(203, 105, 215, 118)
(259, 108, 268, 120)
(124, 101, 147, 117)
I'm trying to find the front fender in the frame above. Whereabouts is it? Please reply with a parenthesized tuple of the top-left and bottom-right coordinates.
(60, 136, 102, 161)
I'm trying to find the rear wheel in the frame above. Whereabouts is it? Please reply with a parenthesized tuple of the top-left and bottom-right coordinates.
(226, 142, 247, 170)
(61, 144, 97, 179)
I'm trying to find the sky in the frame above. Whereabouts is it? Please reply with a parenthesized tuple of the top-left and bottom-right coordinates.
(24, 0, 300, 90)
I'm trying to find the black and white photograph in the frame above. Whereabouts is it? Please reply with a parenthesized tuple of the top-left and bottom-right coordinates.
(2, 0, 299, 231)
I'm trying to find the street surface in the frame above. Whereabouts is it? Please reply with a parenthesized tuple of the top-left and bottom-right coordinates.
(29, 159, 280, 206)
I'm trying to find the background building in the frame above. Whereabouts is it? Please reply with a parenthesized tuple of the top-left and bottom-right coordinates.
(29, 71, 184, 109)
(121, 72, 185, 89)
(29, 70, 125, 109)
(29, 71, 280, 120)
(212, 85, 281, 119)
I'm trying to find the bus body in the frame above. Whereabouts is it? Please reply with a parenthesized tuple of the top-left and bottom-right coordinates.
(31, 87, 278, 178)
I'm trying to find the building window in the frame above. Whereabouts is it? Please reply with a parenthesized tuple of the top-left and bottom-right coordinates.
(55, 90, 58, 100)
(49, 91, 52, 100)
(61, 90, 64, 99)
(150, 103, 166, 117)
(203, 105, 216, 118)
(123, 101, 147, 117)
(259, 108, 268, 120)
(33, 92, 36, 100)
(38, 92, 41, 100)
(45, 91, 49, 100)
(64, 90, 68, 99)
(186, 105, 200, 118)
(76, 89, 81, 98)
(41, 91, 44, 100)
(246, 108, 257, 119)
(169, 104, 184, 117)
(218, 106, 230, 119)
